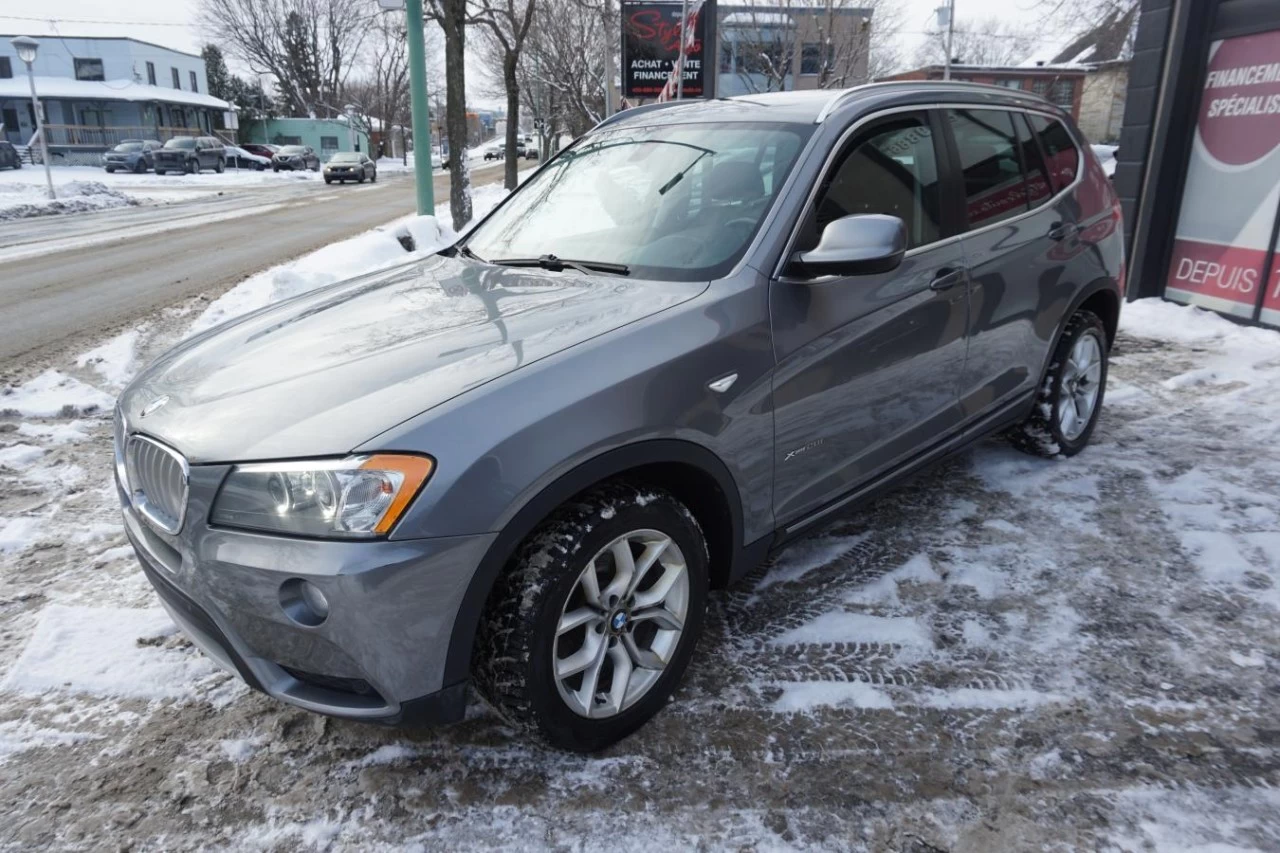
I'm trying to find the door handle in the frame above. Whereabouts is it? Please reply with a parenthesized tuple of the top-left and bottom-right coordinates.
(929, 268, 966, 291)
(1048, 222, 1079, 241)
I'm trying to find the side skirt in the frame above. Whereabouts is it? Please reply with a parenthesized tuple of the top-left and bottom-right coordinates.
(762, 390, 1035, 556)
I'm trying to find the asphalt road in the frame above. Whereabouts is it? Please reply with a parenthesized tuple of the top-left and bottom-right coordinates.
(0, 162, 513, 363)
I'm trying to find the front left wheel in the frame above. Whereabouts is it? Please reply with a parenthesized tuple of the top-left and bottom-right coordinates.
(473, 482, 709, 752)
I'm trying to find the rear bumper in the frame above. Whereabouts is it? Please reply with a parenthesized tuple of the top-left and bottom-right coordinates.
(120, 475, 495, 725)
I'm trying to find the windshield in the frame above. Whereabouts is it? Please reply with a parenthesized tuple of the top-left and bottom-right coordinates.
(112, 142, 143, 152)
(464, 122, 810, 281)
(279, 146, 306, 155)
(164, 138, 196, 149)
(329, 152, 360, 162)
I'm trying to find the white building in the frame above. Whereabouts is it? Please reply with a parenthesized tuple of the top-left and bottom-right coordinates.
(0, 35, 234, 164)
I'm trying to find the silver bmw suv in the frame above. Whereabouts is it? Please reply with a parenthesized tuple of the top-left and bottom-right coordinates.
(116, 83, 1123, 751)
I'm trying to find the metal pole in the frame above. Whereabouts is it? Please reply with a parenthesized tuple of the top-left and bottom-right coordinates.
(24, 62, 54, 199)
(603, 0, 618, 116)
(676, 0, 689, 99)
(404, 0, 435, 214)
(943, 0, 955, 81)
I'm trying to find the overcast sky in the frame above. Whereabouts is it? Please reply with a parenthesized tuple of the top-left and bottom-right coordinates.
(0, 0, 1066, 108)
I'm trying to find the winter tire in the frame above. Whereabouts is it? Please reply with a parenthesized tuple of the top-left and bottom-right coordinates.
(105, 167, 116, 173)
(1010, 309, 1108, 457)
(215, 159, 224, 173)
(473, 482, 709, 752)
(324, 178, 332, 184)
(134, 160, 146, 173)
(155, 169, 166, 175)
(371, 171, 377, 183)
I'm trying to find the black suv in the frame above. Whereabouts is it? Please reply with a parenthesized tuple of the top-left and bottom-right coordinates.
(153, 136, 226, 174)
(116, 83, 1122, 751)
(272, 145, 321, 172)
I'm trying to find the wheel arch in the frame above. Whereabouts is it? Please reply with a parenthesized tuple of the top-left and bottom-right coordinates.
(441, 439, 751, 687)
(1036, 278, 1121, 389)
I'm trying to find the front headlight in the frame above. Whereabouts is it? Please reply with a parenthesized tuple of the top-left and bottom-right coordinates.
(211, 454, 434, 538)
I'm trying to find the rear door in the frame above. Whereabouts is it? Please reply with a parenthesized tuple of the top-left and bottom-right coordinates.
(770, 108, 970, 526)
(943, 107, 1079, 419)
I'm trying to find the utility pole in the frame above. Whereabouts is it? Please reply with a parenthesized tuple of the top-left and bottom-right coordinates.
(402, 0, 435, 213)
(603, 0, 618, 117)
(940, 0, 955, 81)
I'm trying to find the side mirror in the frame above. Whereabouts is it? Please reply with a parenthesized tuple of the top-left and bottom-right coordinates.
(789, 214, 907, 278)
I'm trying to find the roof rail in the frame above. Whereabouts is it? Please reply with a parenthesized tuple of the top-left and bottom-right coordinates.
(592, 100, 691, 132)
(814, 79, 1057, 123)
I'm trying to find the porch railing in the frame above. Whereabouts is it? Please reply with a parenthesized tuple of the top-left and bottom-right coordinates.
(41, 125, 205, 147)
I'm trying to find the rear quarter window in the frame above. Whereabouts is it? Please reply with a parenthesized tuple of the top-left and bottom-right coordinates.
(1028, 114, 1079, 192)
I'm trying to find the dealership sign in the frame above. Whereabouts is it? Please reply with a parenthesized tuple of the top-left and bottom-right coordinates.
(1165, 29, 1280, 327)
(621, 0, 712, 99)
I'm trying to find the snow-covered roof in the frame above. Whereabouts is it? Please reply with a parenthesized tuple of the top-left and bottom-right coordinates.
(0, 77, 233, 111)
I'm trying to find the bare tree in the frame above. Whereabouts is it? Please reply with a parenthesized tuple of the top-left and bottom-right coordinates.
(914, 16, 1040, 68)
(473, 0, 537, 189)
(197, 0, 373, 116)
(518, 0, 609, 138)
(720, 0, 903, 94)
(422, 0, 474, 230)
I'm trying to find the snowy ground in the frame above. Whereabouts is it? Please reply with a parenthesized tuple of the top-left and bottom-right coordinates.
(1, 253, 1278, 850)
(0, 180, 139, 221)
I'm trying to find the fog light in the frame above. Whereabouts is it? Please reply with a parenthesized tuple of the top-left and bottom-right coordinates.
(279, 578, 329, 627)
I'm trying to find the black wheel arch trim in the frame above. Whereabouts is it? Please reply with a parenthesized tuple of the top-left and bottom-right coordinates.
(441, 438, 750, 687)
(1037, 278, 1121, 387)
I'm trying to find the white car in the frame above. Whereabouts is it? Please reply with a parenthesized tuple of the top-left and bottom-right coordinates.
(224, 146, 272, 171)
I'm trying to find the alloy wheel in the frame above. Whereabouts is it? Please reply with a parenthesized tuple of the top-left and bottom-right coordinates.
(1058, 331, 1103, 440)
(552, 529, 689, 719)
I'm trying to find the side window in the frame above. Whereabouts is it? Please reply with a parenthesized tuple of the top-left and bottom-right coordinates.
(1028, 114, 1079, 191)
(1014, 113, 1054, 209)
(947, 108, 1027, 230)
(801, 112, 943, 252)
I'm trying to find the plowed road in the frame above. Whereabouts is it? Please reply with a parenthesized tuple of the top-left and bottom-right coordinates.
(0, 162, 515, 362)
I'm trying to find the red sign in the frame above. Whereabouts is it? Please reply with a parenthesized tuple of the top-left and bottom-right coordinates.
(1165, 238, 1264, 318)
(1197, 32, 1280, 166)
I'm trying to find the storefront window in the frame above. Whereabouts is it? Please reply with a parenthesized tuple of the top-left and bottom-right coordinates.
(1164, 28, 1280, 325)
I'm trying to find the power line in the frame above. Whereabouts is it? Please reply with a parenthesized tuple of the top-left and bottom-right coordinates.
(0, 14, 193, 28)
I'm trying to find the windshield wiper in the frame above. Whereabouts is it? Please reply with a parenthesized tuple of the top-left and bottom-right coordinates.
(457, 244, 486, 262)
(490, 254, 630, 276)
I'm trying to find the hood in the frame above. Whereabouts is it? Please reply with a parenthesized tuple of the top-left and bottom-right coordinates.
(121, 254, 705, 463)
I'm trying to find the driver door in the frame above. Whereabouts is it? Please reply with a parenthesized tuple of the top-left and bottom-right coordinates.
(770, 109, 969, 526)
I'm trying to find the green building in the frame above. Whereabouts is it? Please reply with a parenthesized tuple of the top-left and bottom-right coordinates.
(244, 117, 371, 162)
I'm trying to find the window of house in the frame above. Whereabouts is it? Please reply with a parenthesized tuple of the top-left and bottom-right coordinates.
(1050, 80, 1075, 109)
(74, 58, 105, 81)
(1028, 113, 1079, 191)
(1032, 78, 1050, 96)
(739, 29, 791, 77)
(172, 67, 181, 89)
(1015, 112, 1054, 209)
(190, 71, 198, 93)
(948, 108, 1029, 230)
(801, 112, 942, 251)
(0, 57, 12, 79)
(146, 61, 156, 85)
(320, 136, 340, 157)
(800, 43, 833, 76)
(994, 79, 1022, 89)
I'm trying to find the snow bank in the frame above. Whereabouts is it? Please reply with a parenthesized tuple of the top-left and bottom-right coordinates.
(1, 606, 218, 701)
(0, 163, 319, 190)
(1, 370, 115, 417)
(75, 329, 140, 388)
(0, 180, 138, 220)
(188, 182, 511, 335)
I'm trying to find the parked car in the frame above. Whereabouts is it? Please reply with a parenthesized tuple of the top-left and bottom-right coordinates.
(153, 136, 226, 174)
(240, 143, 279, 160)
(323, 152, 377, 184)
(224, 146, 271, 170)
(102, 139, 162, 173)
(0, 140, 20, 170)
(115, 83, 1122, 752)
(483, 144, 504, 161)
(273, 145, 320, 172)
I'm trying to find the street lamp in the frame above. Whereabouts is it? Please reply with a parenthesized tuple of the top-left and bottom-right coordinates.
(10, 36, 54, 200)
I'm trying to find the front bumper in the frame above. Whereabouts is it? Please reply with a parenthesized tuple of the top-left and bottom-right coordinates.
(119, 466, 495, 725)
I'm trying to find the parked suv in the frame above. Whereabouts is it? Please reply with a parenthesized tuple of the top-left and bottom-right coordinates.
(102, 139, 162, 173)
(272, 145, 320, 172)
(116, 83, 1122, 752)
(153, 136, 225, 174)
